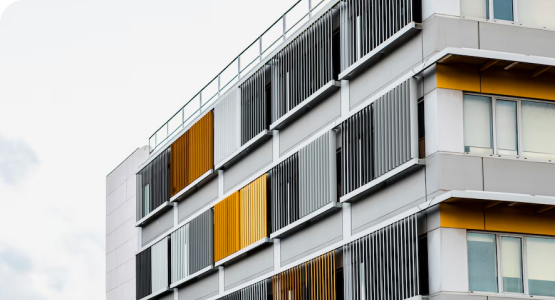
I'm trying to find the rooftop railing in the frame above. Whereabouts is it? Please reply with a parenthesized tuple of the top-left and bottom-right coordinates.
(148, 0, 336, 153)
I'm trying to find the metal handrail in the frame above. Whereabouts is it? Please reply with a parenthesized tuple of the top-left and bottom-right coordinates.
(148, 0, 334, 153)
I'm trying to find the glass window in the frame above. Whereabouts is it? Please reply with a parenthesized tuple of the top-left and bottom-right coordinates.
(461, 0, 489, 19)
(464, 95, 493, 154)
(493, 0, 514, 21)
(521, 101, 555, 159)
(527, 237, 555, 297)
(496, 100, 518, 156)
(517, 0, 555, 29)
(501, 237, 523, 293)
(468, 233, 498, 292)
(144, 184, 150, 214)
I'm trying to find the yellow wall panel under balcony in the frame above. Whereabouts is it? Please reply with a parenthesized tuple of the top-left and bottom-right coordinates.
(440, 202, 555, 236)
(485, 205, 555, 236)
(439, 203, 485, 230)
(481, 69, 555, 101)
(436, 64, 481, 92)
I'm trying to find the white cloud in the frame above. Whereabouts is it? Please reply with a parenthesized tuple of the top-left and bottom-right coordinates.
(0, 134, 39, 185)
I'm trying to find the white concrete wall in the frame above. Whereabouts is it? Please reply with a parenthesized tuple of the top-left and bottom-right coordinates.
(428, 227, 469, 294)
(425, 88, 465, 157)
(422, 0, 461, 21)
(106, 146, 149, 300)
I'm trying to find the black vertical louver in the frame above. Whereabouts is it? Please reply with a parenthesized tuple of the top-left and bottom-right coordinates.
(189, 209, 214, 275)
(340, 0, 421, 72)
(341, 80, 412, 196)
(271, 10, 335, 123)
(136, 248, 152, 300)
(136, 148, 171, 220)
(240, 66, 269, 145)
(270, 154, 299, 233)
(343, 215, 420, 300)
(218, 279, 271, 300)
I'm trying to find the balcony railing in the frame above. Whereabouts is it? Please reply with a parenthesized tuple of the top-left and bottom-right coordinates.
(149, 0, 337, 153)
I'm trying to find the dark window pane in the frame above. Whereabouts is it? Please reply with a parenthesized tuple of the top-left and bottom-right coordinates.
(468, 233, 498, 292)
(494, 0, 514, 21)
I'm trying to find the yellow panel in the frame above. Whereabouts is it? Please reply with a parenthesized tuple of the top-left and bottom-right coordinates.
(439, 203, 485, 230)
(214, 191, 240, 262)
(485, 205, 555, 236)
(272, 250, 335, 300)
(239, 174, 268, 249)
(436, 64, 481, 92)
(481, 69, 555, 102)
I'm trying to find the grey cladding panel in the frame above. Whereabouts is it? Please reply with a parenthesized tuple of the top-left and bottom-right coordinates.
(158, 293, 175, 300)
(142, 207, 174, 246)
(224, 245, 274, 290)
(178, 271, 219, 300)
(422, 16, 479, 59)
(352, 168, 426, 234)
(483, 158, 555, 197)
(425, 154, 483, 197)
(178, 178, 218, 223)
(480, 22, 555, 59)
(280, 209, 342, 266)
(349, 33, 422, 109)
(224, 139, 273, 193)
(429, 294, 487, 300)
(279, 90, 341, 156)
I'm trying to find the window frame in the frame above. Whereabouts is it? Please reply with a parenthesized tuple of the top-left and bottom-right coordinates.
(460, 0, 519, 23)
(467, 231, 555, 296)
(463, 92, 555, 161)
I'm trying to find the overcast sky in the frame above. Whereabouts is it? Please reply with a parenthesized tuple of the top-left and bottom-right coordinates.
(0, 0, 299, 299)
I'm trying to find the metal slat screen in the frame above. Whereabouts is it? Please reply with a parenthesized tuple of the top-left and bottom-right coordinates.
(137, 147, 170, 220)
(270, 10, 334, 123)
(218, 279, 271, 300)
(240, 67, 268, 145)
(189, 209, 214, 274)
(214, 174, 268, 261)
(151, 237, 169, 293)
(343, 215, 419, 300)
(136, 247, 152, 299)
(270, 154, 299, 233)
(214, 88, 241, 165)
(171, 224, 188, 284)
(239, 174, 268, 249)
(214, 191, 241, 262)
(340, 0, 419, 72)
(341, 80, 411, 196)
(299, 131, 336, 218)
(272, 250, 336, 300)
(170, 111, 214, 197)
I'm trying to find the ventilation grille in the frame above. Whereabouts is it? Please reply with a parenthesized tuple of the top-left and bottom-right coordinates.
(343, 215, 419, 300)
(271, 10, 334, 123)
